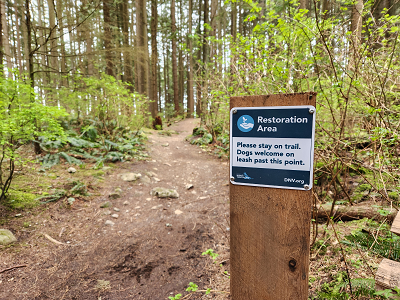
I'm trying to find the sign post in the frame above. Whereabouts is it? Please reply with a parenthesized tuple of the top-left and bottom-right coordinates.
(230, 93, 316, 299)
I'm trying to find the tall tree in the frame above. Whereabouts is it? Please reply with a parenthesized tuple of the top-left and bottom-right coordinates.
(122, 0, 134, 91)
(48, 0, 58, 79)
(57, 0, 67, 86)
(231, 0, 237, 40)
(299, 0, 308, 10)
(350, 0, 363, 45)
(171, 0, 179, 114)
(25, 0, 33, 86)
(0, 0, 12, 76)
(196, 2, 202, 117)
(13, 0, 23, 74)
(203, 0, 209, 66)
(136, 0, 147, 95)
(38, 0, 49, 96)
(103, 0, 114, 76)
(150, 0, 158, 117)
(187, 0, 194, 117)
(210, 0, 217, 59)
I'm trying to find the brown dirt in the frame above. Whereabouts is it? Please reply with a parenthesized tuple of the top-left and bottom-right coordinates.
(0, 119, 231, 300)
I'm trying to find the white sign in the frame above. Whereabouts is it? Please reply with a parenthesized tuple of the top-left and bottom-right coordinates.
(230, 106, 316, 190)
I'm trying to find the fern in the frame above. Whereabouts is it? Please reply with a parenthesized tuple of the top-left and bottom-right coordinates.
(344, 231, 400, 261)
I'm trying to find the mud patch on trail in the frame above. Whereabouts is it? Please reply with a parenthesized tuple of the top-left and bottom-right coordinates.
(113, 259, 161, 283)
(111, 243, 162, 283)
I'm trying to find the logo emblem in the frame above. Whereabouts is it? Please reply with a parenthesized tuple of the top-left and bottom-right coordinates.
(237, 115, 254, 132)
(236, 173, 253, 180)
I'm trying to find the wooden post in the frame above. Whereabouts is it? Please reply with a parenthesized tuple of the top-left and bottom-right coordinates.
(230, 93, 316, 299)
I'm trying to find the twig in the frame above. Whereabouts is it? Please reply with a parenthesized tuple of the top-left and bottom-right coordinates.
(42, 233, 69, 245)
(59, 227, 66, 237)
(0, 264, 27, 274)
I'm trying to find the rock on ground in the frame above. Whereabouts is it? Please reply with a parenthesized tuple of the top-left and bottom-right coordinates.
(0, 229, 17, 245)
(140, 175, 151, 184)
(100, 201, 112, 208)
(151, 187, 179, 198)
(109, 192, 120, 199)
(67, 167, 77, 173)
(121, 173, 141, 182)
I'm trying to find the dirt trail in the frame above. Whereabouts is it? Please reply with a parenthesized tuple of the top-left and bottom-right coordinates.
(0, 119, 230, 300)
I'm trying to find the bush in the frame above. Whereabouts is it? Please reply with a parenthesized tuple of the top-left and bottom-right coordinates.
(0, 71, 67, 201)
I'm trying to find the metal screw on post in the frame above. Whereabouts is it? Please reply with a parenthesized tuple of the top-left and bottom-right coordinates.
(309, 107, 315, 114)
(230, 176, 235, 182)
(232, 109, 237, 114)
(303, 184, 310, 190)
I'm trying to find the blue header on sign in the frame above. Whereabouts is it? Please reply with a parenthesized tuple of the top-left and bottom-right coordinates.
(232, 107, 313, 139)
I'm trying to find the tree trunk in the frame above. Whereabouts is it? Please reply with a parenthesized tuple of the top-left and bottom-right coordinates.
(38, 0, 48, 98)
(158, 62, 162, 112)
(201, 0, 209, 121)
(25, 0, 33, 87)
(57, 0, 68, 86)
(136, 0, 147, 95)
(66, 1, 76, 75)
(25, 0, 40, 154)
(231, 1, 237, 40)
(0, 0, 12, 77)
(238, 1, 243, 36)
(164, 47, 168, 108)
(187, 0, 194, 117)
(144, 6, 150, 99)
(150, 0, 158, 117)
(203, 0, 209, 66)
(86, 26, 94, 76)
(103, 0, 114, 77)
(178, 47, 184, 112)
(210, 0, 217, 58)
(47, 0, 58, 79)
(350, 0, 363, 45)
(122, 0, 134, 91)
(196, 3, 202, 117)
(299, 0, 308, 10)
(14, 1, 23, 74)
(171, 0, 179, 115)
(21, 0, 29, 76)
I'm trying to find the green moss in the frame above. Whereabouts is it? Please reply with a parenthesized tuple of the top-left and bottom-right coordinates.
(5, 190, 39, 210)
(357, 183, 371, 192)
(80, 169, 105, 178)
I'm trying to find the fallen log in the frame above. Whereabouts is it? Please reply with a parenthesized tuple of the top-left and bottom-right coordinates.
(315, 204, 397, 222)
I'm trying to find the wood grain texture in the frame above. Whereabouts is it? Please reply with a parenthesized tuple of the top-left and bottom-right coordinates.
(230, 93, 316, 300)
(376, 258, 400, 289)
(391, 212, 400, 236)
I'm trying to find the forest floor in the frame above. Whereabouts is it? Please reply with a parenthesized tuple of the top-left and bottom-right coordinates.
(0, 119, 231, 300)
(0, 118, 390, 300)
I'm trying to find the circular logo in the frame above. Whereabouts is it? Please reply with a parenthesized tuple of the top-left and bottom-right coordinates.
(237, 115, 254, 132)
